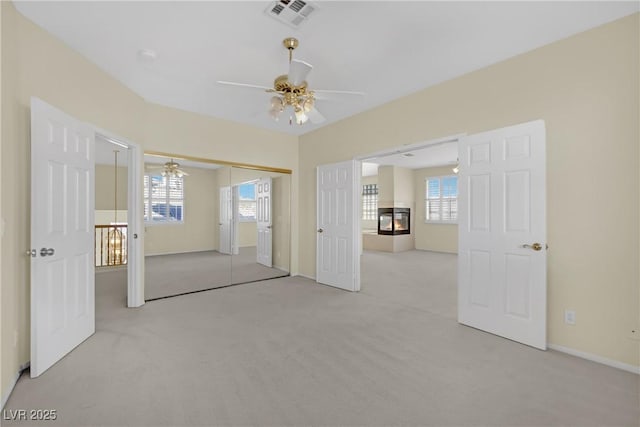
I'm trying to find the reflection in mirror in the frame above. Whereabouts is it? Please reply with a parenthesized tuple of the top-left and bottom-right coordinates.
(143, 154, 232, 300)
(230, 167, 291, 284)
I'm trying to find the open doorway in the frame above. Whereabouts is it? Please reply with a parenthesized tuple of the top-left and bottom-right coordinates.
(346, 121, 548, 350)
(357, 139, 460, 315)
(358, 139, 459, 255)
(29, 97, 144, 377)
(94, 135, 130, 312)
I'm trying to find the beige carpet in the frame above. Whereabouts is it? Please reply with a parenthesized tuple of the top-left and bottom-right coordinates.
(4, 250, 639, 426)
(145, 246, 288, 300)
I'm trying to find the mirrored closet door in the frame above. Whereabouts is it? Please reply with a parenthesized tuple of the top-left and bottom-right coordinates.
(230, 167, 291, 285)
(142, 154, 291, 300)
(143, 154, 232, 300)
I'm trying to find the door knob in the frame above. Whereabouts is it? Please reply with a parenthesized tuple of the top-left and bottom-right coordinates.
(521, 243, 543, 251)
(40, 248, 55, 257)
(317, 228, 323, 233)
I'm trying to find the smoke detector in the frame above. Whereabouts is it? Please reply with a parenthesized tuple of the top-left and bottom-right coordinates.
(265, 0, 316, 29)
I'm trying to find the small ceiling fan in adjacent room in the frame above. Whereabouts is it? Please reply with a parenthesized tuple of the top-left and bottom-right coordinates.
(146, 159, 189, 178)
(218, 37, 365, 126)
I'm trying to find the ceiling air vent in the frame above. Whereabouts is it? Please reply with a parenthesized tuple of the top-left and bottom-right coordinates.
(265, 0, 316, 29)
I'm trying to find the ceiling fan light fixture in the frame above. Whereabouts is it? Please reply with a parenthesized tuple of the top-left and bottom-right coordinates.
(269, 106, 283, 121)
(294, 107, 308, 124)
(302, 97, 314, 113)
(269, 96, 286, 121)
(270, 96, 284, 109)
(158, 158, 189, 178)
(218, 36, 362, 127)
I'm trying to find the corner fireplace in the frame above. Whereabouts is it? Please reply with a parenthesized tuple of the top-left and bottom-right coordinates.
(378, 208, 410, 235)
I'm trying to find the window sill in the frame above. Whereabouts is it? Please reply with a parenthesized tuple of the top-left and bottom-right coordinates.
(144, 221, 185, 227)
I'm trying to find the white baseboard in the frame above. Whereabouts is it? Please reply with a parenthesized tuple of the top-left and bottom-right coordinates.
(548, 344, 639, 375)
(1, 362, 30, 409)
(293, 273, 316, 281)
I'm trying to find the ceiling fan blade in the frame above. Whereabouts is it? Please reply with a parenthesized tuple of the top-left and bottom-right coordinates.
(217, 81, 273, 91)
(306, 106, 326, 124)
(288, 59, 313, 86)
(313, 89, 366, 100)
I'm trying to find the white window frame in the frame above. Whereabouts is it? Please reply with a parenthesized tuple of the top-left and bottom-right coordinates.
(425, 175, 458, 224)
(362, 183, 378, 221)
(144, 174, 185, 225)
(237, 182, 257, 223)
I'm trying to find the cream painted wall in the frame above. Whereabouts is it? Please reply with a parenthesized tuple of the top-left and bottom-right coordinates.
(95, 210, 128, 225)
(143, 105, 298, 172)
(238, 222, 257, 247)
(300, 15, 639, 368)
(144, 167, 218, 255)
(95, 165, 128, 211)
(1, 2, 298, 401)
(393, 166, 414, 207)
(377, 165, 414, 208)
(377, 166, 394, 207)
(413, 166, 458, 254)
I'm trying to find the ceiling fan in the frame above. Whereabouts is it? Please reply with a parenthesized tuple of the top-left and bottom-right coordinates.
(218, 37, 365, 125)
(146, 159, 189, 178)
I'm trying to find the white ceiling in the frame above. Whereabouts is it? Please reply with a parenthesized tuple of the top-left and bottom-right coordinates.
(362, 140, 458, 176)
(14, 1, 639, 136)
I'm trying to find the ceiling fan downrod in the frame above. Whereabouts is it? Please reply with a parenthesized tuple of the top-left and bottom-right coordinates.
(283, 37, 298, 63)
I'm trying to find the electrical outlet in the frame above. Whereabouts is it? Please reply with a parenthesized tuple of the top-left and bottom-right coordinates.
(564, 310, 576, 325)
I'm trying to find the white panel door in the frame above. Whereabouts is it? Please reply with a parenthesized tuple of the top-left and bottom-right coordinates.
(316, 160, 360, 292)
(30, 98, 96, 377)
(458, 120, 547, 349)
(219, 186, 232, 255)
(256, 178, 273, 267)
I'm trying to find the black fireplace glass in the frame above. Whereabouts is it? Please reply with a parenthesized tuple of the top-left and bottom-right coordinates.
(378, 208, 410, 235)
